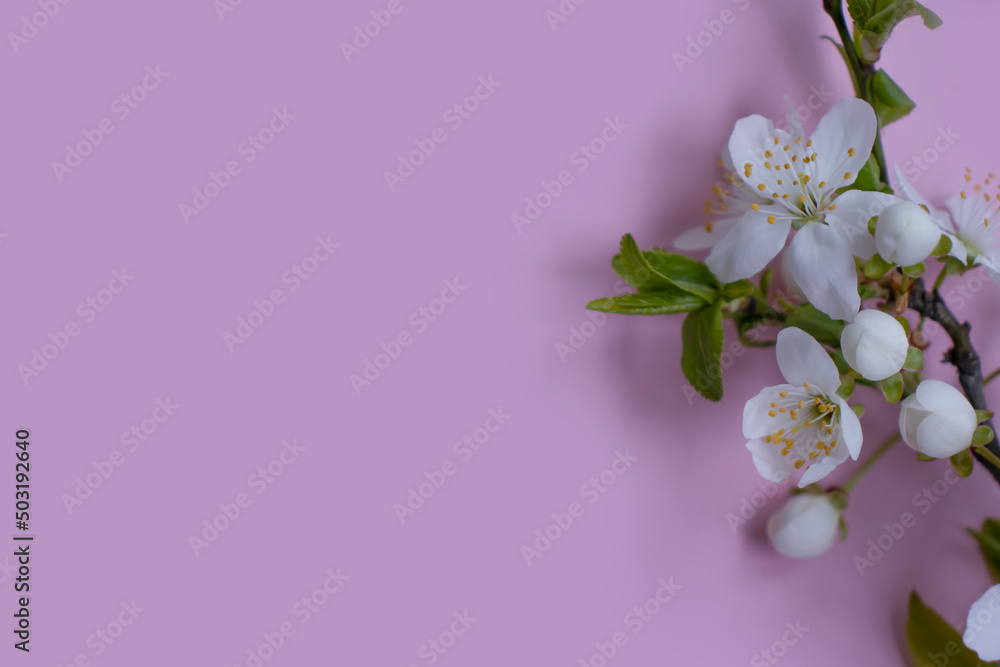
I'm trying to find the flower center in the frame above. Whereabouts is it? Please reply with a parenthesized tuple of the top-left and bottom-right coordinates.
(762, 386, 840, 470)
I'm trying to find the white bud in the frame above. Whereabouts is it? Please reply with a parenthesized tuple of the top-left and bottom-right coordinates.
(875, 201, 942, 267)
(840, 309, 909, 381)
(964, 585, 1000, 661)
(766, 494, 840, 558)
(898, 379, 978, 458)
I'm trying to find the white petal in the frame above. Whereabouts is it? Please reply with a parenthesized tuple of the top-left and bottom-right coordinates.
(915, 379, 973, 413)
(747, 439, 794, 483)
(963, 585, 1000, 661)
(787, 222, 861, 321)
(810, 98, 878, 191)
(743, 385, 798, 438)
(728, 115, 791, 190)
(706, 210, 791, 282)
(824, 190, 902, 260)
(892, 163, 940, 217)
(834, 396, 863, 459)
(797, 458, 842, 487)
(898, 394, 930, 451)
(915, 412, 974, 458)
(675, 219, 739, 251)
(944, 232, 968, 263)
(775, 327, 841, 395)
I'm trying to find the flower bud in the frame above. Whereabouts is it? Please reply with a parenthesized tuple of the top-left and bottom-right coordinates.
(874, 201, 942, 267)
(898, 379, 978, 458)
(964, 585, 1000, 661)
(767, 494, 840, 558)
(840, 309, 909, 381)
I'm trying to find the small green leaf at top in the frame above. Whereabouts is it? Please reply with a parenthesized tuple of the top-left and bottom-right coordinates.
(849, 1, 943, 61)
(906, 592, 990, 667)
(903, 347, 923, 372)
(865, 253, 895, 279)
(976, 410, 995, 424)
(870, 69, 916, 127)
(882, 373, 904, 403)
(969, 520, 1000, 584)
(587, 292, 707, 316)
(785, 304, 845, 347)
(973, 425, 996, 448)
(681, 301, 725, 402)
(932, 234, 953, 257)
(951, 449, 975, 478)
(721, 280, 754, 302)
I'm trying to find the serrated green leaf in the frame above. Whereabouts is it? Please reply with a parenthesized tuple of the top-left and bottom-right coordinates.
(865, 253, 895, 279)
(951, 449, 975, 478)
(587, 292, 706, 316)
(681, 301, 724, 402)
(721, 279, 754, 301)
(906, 592, 989, 667)
(976, 410, 995, 423)
(617, 235, 718, 301)
(882, 373, 904, 403)
(870, 69, 916, 127)
(785, 304, 845, 346)
(970, 522, 1000, 584)
(973, 425, 995, 448)
(903, 347, 923, 371)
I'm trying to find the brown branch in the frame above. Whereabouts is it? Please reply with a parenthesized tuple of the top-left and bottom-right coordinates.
(908, 277, 1000, 485)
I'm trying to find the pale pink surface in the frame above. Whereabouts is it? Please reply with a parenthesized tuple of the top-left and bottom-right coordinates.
(1, 1, 998, 665)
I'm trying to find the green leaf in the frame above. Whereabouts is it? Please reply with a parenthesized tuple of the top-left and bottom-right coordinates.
(837, 375, 856, 400)
(976, 410, 995, 423)
(903, 347, 923, 371)
(906, 592, 989, 667)
(785, 304, 845, 346)
(969, 521, 1000, 584)
(849, 1, 943, 61)
(870, 69, 916, 127)
(903, 262, 926, 278)
(951, 449, 975, 478)
(868, 215, 878, 236)
(916, 452, 936, 462)
(882, 373, 904, 403)
(858, 283, 877, 300)
(587, 292, 706, 316)
(721, 280, 754, 301)
(852, 154, 883, 191)
(681, 301, 724, 402)
(973, 425, 995, 448)
(865, 253, 895, 279)
(760, 268, 775, 299)
(852, 404, 866, 418)
(896, 316, 911, 337)
(932, 234, 953, 257)
(617, 234, 718, 300)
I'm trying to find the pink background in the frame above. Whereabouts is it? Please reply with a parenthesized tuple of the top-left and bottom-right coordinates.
(2, 0, 999, 664)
